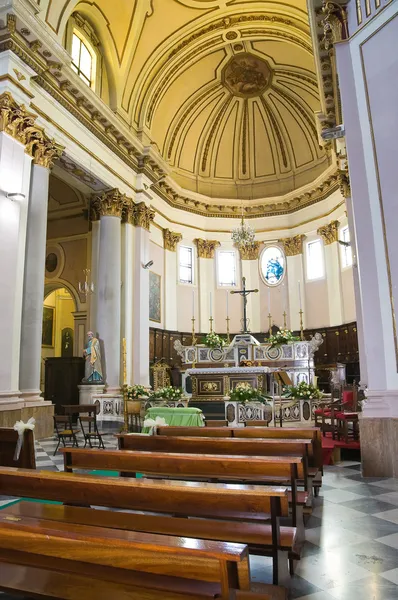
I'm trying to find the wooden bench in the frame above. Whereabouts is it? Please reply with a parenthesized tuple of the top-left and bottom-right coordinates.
(0, 507, 251, 600)
(60, 447, 306, 541)
(0, 467, 292, 587)
(157, 425, 233, 437)
(0, 427, 35, 469)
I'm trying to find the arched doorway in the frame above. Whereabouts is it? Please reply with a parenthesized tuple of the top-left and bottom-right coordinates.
(41, 287, 77, 388)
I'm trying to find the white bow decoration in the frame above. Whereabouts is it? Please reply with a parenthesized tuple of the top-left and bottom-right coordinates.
(13, 417, 35, 461)
(143, 416, 168, 435)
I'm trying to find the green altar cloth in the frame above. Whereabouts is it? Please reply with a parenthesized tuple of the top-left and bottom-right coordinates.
(142, 406, 204, 433)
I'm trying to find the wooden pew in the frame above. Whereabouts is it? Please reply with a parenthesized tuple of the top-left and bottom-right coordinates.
(0, 467, 291, 587)
(60, 447, 306, 541)
(0, 509, 250, 600)
(0, 428, 35, 469)
(158, 426, 232, 437)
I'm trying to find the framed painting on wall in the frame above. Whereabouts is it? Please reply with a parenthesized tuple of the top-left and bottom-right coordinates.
(149, 271, 161, 323)
(42, 306, 55, 348)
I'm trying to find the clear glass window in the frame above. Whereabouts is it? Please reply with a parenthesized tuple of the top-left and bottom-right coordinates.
(306, 240, 325, 280)
(218, 251, 237, 287)
(340, 226, 353, 268)
(179, 246, 193, 284)
(71, 32, 94, 87)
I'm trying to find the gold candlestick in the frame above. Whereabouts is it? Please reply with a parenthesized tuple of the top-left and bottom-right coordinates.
(283, 311, 287, 329)
(191, 317, 197, 346)
(268, 313, 273, 338)
(226, 316, 231, 344)
(299, 309, 304, 340)
(209, 316, 214, 333)
(122, 338, 129, 432)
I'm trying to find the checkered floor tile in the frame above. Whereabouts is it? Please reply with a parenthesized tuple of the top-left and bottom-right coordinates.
(1, 438, 398, 599)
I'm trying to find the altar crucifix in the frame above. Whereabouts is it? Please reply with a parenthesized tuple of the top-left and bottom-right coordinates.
(230, 276, 259, 333)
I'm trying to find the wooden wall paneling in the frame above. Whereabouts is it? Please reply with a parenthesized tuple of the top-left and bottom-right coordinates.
(154, 330, 164, 362)
(149, 329, 155, 364)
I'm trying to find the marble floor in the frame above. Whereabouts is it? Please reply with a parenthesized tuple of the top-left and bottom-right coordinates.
(1, 435, 398, 599)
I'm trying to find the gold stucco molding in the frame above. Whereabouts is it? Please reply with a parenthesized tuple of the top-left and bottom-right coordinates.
(239, 242, 262, 260)
(279, 235, 306, 256)
(163, 228, 182, 252)
(132, 201, 155, 231)
(338, 168, 351, 198)
(0, 91, 64, 168)
(195, 239, 220, 259)
(317, 220, 340, 245)
(94, 188, 127, 218)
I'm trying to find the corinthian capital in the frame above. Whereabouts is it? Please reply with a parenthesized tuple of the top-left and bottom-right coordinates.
(163, 229, 182, 252)
(95, 188, 127, 218)
(317, 220, 340, 245)
(132, 201, 155, 230)
(195, 239, 220, 259)
(338, 168, 351, 198)
(0, 91, 37, 145)
(239, 242, 261, 260)
(122, 197, 136, 225)
(279, 235, 306, 256)
(30, 135, 64, 168)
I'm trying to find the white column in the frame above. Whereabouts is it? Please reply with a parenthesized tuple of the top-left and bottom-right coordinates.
(240, 245, 261, 333)
(132, 217, 152, 386)
(121, 211, 134, 385)
(96, 190, 124, 393)
(196, 240, 218, 333)
(89, 218, 100, 332)
(163, 230, 181, 331)
(19, 161, 59, 401)
(286, 255, 305, 331)
(318, 222, 344, 326)
(0, 134, 32, 405)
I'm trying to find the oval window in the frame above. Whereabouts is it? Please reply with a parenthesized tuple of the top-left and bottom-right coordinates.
(260, 246, 285, 287)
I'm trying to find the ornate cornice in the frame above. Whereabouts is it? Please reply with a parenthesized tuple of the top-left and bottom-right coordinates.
(279, 235, 306, 256)
(239, 242, 261, 261)
(132, 201, 155, 231)
(95, 188, 127, 218)
(163, 229, 182, 252)
(195, 239, 220, 259)
(317, 220, 340, 245)
(321, 1, 349, 51)
(338, 168, 351, 198)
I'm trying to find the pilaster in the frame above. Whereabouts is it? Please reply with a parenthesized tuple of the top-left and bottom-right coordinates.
(163, 229, 182, 331)
(195, 239, 219, 333)
(318, 221, 344, 326)
(240, 243, 261, 333)
(121, 199, 135, 385)
(280, 235, 306, 331)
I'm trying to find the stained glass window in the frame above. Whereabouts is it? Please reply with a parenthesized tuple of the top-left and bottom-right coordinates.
(260, 246, 285, 286)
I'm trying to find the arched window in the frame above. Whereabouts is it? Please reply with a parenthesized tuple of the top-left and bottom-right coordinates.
(65, 13, 101, 92)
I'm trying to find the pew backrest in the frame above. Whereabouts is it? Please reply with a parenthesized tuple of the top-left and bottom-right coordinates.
(157, 426, 232, 437)
(0, 428, 35, 470)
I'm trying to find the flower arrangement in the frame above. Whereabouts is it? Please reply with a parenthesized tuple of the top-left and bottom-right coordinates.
(203, 332, 227, 349)
(127, 384, 151, 400)
(282, 381, 323, 400)
(149, 386, 186, 401)
(268, 329, 300, 347)
(228, 382, 271, 404)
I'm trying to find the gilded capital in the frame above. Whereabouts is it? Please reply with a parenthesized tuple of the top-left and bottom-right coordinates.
(317, 220, 340, 245)
(0, 92, 38, 145)
(195, 239, 220, 259)
(338, 168, 351, 198)
(95, 188, 127, 218)
(90, 195, 101, 222)
(122, 197, 136, 225)
(132, 201, 155, 231)
(239, 242, 261, 260)
(163, 229, 182, 252)
(279, 235, 305, 256)
(30, 136, 64, 168)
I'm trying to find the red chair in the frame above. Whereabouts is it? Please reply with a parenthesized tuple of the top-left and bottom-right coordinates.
(314, 399, 341, 438)
(336, 389, 359, 443)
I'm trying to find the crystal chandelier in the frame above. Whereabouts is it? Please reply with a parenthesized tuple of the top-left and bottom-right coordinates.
(231, 210, 256, 249)
(78, 269, 95, 297)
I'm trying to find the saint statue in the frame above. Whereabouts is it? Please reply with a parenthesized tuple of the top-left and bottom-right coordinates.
(83, 331, 104, 383)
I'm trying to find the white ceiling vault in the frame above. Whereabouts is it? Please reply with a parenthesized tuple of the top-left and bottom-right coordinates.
(43, 0, 336, 213)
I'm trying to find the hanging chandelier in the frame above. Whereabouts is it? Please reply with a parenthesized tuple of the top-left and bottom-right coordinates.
(231, 210, 256, 249)
(78, 269, 95, 298)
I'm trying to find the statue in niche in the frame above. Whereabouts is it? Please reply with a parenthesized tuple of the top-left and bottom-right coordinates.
(61, 328, 73, 357)
(82, 331, 104, 383)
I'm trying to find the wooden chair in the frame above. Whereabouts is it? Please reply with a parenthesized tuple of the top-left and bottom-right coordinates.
(127, 400, 143, 433)
(206, 420, 228, 427)
(0, 428, 36, 469)
(336, 388, 360, 443)
(53, 415, 79, 455)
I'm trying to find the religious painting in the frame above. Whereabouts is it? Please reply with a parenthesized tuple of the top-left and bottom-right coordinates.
(149, 271, 161, 323)
(42, 306, 55, 348)
(61, 327, 74, 357)
(260, 245, 285, 287)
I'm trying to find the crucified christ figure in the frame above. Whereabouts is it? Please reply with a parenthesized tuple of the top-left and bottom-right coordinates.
(230, 276, 259, 333)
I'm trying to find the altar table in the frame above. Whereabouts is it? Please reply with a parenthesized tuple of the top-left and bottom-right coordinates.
(142, 406, 204, 433)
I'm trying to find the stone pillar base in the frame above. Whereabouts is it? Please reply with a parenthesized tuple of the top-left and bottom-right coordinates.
(360, 416, 398, 477)
(79, 384, 106, 405)
(0, 402, 54, 439)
